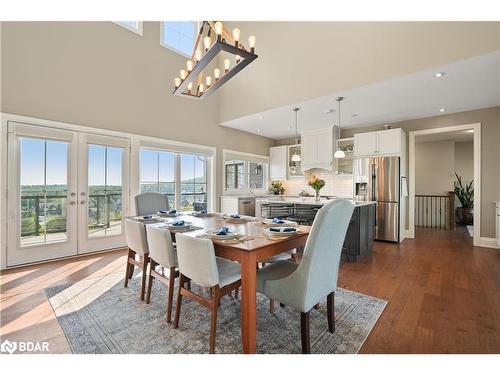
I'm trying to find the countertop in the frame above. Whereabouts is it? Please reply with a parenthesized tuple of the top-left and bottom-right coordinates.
(222, 194, 376, 207)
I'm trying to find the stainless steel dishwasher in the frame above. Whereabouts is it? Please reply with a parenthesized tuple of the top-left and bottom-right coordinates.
(238, 198, 256, 217)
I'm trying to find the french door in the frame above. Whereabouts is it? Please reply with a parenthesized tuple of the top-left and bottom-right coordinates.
(6, 122, 129, 266)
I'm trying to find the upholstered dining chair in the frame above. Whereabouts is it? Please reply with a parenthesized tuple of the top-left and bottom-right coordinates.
(173, 234, 241, 354)
(145, 225, 178, 323)
(256, 199, 354, 354)
(135, 192, 169, 216)
(123, 218, 150, 301)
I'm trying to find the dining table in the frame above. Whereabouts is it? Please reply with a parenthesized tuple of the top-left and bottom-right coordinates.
(133, 212, 311, 354)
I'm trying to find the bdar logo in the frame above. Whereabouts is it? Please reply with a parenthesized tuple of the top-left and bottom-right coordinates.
(1, 340, 17, 354)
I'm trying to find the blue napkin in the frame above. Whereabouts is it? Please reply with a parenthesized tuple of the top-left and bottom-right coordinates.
(171, 220, 185, 226)
(272, 217, 285, 224)
(216, 226, 230, 235)
(199, 209, 207, 214)
(158, 210, 167, 214)
(168, 209, 177, 214)
(142, 215, 152, 220)
(230, 214, 240, 219)
(270, 227, 296, 233)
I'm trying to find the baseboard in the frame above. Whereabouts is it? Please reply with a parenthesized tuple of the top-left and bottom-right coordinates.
(405, 230, 414, 239)
(478, 237, 500, 249)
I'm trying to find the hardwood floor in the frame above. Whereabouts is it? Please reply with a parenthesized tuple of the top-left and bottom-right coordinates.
(1, 226, 499, 353)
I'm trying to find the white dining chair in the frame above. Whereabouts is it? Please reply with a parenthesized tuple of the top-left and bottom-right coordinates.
(123, 218, 150, 301)
(173, 233, 241, 354)
(135, 192, 169, 216)
(145, 225, 179, 323)
(256, 200, 354, 353)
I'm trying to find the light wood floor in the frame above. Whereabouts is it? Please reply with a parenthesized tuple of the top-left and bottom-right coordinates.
(1, 226, 499, 353)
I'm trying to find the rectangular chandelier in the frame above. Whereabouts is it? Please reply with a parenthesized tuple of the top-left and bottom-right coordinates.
(172, 21, 258, 100)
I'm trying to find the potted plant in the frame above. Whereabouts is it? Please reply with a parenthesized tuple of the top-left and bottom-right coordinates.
(454, 173, 473, 225)
(308, 175, 326, 202)
(270, 181, 285, 195)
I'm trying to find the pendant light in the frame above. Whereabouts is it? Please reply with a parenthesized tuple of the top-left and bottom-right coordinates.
(291, 107, 301, 162)
(334, 96, 346, 159)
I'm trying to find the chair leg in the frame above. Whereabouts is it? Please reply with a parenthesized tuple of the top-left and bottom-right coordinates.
(269, 299, 275, 313)
(123, 249, 134, 287)
(209, 286, 220, 354)
(301, 311, 311, 354)
(173, 274, 185, 329)
(327, 291, 335, 333)
(166, 267, 176, 323)
(140, 254, 149, 301)
(145, 259, 156, 304)
(234, 287, 239, 299)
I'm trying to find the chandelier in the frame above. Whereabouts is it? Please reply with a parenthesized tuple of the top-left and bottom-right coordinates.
(172, 21, 258, 99)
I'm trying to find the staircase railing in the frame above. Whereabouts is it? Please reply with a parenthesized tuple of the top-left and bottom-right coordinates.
(415, 192, 455, 229)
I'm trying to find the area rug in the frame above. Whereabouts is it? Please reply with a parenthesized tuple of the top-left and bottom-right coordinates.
(45, 271, 386, 354)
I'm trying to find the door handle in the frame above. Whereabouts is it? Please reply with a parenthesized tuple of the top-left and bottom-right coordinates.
(80, 200, 86, 205)
(68, 201, 77, 206)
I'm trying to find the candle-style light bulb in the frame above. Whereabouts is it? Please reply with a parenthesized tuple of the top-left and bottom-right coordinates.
(187, 82, 193, 94)
(174, 77, 181, 88)
(186, 60, 194, 72)
(180, 69, 187, 80)
(198, 83, 205, 95)
(214, 22, 223, 40)
(248, 35, 256, 53)
(232, 28, 240, 47)
(214, 68, 220, 80)
(224, 58, 230, 72)
(194, 48, 202, 62)
(203, 36, 211, 51)
(206, 76, 212, 88)
(236, 55, 241, 64)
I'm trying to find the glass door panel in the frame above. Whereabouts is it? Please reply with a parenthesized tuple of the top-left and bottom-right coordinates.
(180, 154, 207, 212)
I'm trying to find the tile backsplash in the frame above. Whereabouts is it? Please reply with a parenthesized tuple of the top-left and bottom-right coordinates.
(280, 169, 353, 198)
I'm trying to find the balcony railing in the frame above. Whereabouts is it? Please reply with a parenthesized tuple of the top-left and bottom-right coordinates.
(415, 192, 455, 229)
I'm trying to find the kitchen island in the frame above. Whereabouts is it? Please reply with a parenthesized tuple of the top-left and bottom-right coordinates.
(258, 197, 376, 262)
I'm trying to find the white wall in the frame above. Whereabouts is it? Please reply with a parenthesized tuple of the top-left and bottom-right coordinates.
(455, 141, 474, 184)
(415, 140, 456, 195)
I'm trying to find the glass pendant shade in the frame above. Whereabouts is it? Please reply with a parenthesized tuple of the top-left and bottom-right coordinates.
(291, 153, 301, 162)
(334, 149, 346, 159)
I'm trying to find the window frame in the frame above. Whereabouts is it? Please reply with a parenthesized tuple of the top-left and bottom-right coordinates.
(223, 150, 269, 195)
(160, 21, 199, 58)
(113, 21, 143, 36)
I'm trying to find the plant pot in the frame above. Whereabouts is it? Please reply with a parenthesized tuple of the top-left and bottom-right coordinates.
(456, 207, 473, 225)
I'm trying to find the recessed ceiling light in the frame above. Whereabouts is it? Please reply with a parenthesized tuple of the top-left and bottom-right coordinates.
(439, 108, 447, 113)
(323, 109, 335, 114)
(352, 114, 359, 118)
(258, 115, 263, 120)
(434, 72, 446, 78)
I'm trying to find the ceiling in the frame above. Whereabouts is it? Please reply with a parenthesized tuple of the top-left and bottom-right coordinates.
(220, 51, 500, 139)
(415, 130, 474, 143)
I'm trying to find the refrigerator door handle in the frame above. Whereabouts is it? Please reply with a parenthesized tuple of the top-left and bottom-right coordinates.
(371, 163, 377, 201)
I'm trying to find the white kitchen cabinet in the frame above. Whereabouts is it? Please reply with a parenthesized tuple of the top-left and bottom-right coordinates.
(220, 196, 239, 215)
(269, 146, 287, 180)
(354, 128, 403, 157)
(301, 126, 336, 171)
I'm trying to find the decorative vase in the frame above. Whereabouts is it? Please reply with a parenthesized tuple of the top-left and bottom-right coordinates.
(456, 207, 474, 225)
(315, 190, 320, 203)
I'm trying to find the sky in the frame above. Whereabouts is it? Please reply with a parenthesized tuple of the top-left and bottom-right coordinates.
(20, 138, 206, 187)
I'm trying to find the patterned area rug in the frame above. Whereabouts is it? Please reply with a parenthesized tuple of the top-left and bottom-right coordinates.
(45, 271, 386, 354)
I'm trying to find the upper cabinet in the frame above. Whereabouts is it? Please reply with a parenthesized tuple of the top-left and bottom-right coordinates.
(354, 128, 403, 157)
(287, 145, 303, 178)
(269, 145, 288, 180)
(301, 126, 337, 171)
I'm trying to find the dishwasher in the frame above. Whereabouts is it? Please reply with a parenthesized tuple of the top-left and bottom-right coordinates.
(238, 198, 256, 217)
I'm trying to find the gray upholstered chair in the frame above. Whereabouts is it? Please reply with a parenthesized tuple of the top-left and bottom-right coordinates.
(135, 192, 169, 216)
(145, 225, 178, 323)
(256, 199, 354, 353)
(173, 234, 241, 354)
(123, 218, 150, 301)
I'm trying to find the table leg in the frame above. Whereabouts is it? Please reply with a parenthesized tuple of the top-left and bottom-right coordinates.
(240, 253, 257, 354)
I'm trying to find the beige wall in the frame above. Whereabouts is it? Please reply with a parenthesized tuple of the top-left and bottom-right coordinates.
(0, 22, 275, 208)
(455, 141, 474, 184)
(415, 140, 456, 195)
(220, 22, 500, 123)
(342, 106, 500, 238)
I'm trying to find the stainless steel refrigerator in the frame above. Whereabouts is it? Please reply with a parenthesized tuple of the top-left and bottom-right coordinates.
(354, 156, 400, 242)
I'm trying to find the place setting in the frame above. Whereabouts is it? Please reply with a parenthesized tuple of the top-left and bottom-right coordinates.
(188, 209, 216, 218)
(157, 209, 182, 218)
(222, 213, 256, 224)
(197, 226, 254, 244)
(159, 219, 202, 233)
(260, 216, 298, 227)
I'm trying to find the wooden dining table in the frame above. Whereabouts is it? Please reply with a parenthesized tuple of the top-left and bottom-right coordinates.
(140, 213, 311, 354)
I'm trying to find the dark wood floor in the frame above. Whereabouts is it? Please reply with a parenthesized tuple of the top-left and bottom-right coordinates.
(1, 226, 499, 353)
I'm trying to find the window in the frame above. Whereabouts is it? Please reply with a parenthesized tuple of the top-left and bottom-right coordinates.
(180, 154, 208, 212)
(139, 149, 176, 208)
(161, 21, 197, 57)
(114, 21, 143, 35)
(139, 149, 209, 211)
(224, 152, 268, 192)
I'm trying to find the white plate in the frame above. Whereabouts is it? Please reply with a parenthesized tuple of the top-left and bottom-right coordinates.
(191, 211, 215, 217)
(223, 215, 254, 222)
(261, 218, 297, 227)
(134, 216, 158, 222)
(264, 227, 300, 237)
(158, 211, 181, 217)
(164, 221, 192, 229)
(206, 227, 238, 240)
